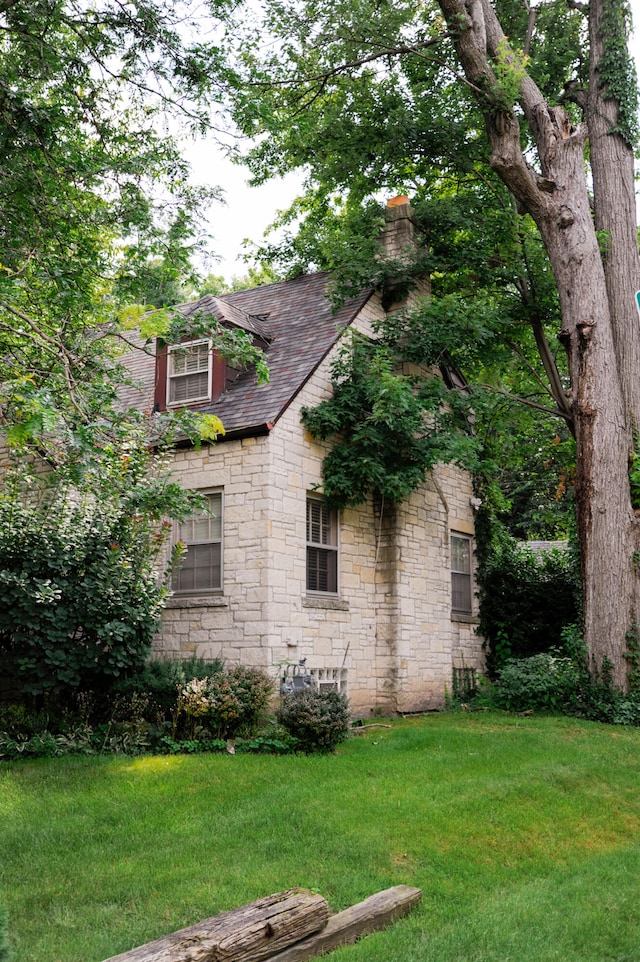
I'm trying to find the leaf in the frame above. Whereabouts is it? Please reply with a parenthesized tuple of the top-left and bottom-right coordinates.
(197, 414, 226, 442)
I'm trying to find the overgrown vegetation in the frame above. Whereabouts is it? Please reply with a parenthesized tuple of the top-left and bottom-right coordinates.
(464, 623, 640, 726)
(476, 534, 581, 675)
(0, 433, 203, 699)
(301, 324, 478, 512)
(0, 657, 352, 760)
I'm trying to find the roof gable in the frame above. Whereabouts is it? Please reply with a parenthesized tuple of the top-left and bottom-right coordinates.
(177, 272, 372, 437)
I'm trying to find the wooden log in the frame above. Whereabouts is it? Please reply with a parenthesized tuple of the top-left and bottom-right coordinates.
(103, 889, 330, 962)
(264, 886, 423, 962)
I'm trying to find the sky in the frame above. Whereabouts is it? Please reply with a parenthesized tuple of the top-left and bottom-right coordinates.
(188, 143, 302, 281)
(195, 4, 640, 281)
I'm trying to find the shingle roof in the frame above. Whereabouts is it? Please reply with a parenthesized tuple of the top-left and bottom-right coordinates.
(180, 293, 274, 342)
(179, 272, 372, 438)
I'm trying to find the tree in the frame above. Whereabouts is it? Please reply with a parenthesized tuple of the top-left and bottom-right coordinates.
(0, 0, 245, 451)
(223, 0, 640, 687)
(0, 3, 273, 700)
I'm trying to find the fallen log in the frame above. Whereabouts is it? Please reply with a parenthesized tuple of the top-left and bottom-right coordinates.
(264, 885, 423, 962)
(103, 889, 330, 962)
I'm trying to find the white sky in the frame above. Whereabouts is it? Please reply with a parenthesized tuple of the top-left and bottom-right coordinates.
(194, 4, 640, 281)
(187, 142, 303, 281)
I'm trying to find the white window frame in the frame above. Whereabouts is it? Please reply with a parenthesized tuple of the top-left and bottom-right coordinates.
(306, 495, 339, 595)
(172, 491, 223, 594)
(451, 532, 473, 614)
(167, 338, 212, 406)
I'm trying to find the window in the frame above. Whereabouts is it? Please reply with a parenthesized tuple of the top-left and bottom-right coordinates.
(306, 496, 338, 593)
(173, 492, 222, 593)
(451, 533, 472, 613)
(168, 340, 211, 404)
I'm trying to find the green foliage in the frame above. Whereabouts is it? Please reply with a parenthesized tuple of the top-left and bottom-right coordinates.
(0, 440, 200, 698)
(0, 1, 227, 439)
(628, 442, 640, 510)
(477, 534, 581, 675)
(623, 620, 640, 692)
(0, 658, 280, 758)
(196, 264, 284, 295)
(492, 653, 583, 713)
(478, 624, 640, 725)
(176, 666, 274, 740)
(490, 38, 530, 111)
(301, 328, 478, 510)
(276, 688, 350, 753)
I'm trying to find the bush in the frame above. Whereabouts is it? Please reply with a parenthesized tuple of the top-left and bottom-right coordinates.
(176, 666, 274, 740)
(479, 626, 640, 727)
(0, 433, 203, 702)
(0, 659, 277, 757)
(109, 656, 223, 719)
(478, 536, 581, 675)
(276, 688, 350, 753)
(492, 653, 583, 713)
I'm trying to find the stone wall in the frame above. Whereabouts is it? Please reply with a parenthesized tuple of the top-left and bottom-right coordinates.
(153, 292, 484, 713)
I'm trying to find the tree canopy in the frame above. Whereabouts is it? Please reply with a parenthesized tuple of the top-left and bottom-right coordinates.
(220, 0, 640, 686)
(0, 0, 257, 456)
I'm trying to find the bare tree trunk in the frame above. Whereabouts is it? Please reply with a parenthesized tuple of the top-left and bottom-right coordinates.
(437, 0, 639, 687)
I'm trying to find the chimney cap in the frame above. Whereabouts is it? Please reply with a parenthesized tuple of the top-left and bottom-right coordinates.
(386, 195, 410, 208)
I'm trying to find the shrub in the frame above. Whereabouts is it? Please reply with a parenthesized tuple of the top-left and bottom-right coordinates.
(177, 666, 274, 740)
(492, 653, 583, 713)
(109, 656, 223, 719)
(276, 688, 350, 753)
(0, 445, 199, 700)
(478, 536, 581, 675)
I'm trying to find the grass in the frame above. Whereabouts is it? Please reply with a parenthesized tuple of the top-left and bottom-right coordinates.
(2, 712, 640, 961)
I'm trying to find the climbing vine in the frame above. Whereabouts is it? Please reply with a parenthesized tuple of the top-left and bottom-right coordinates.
(597, 0, 639, 146)
(301, 330, 478, 512)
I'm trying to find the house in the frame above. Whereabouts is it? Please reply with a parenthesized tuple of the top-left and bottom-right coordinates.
(121, 198, 484, 714)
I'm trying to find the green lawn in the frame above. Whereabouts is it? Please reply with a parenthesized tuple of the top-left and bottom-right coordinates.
(2, 712, 640, 962)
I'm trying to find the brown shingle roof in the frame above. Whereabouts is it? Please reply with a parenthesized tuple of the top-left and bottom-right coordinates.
(180, 272, 372, 438)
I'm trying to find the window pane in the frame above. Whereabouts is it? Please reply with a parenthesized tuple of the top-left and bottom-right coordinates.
(306, 497, 338, 593)
(451, 535, 471, 574)
(452, 571, 472, 612)
(170, 342, 209, 376)
(174, 543, 221, 592)
(169, 370, 209, 403)
(307, 498, 336, 546)
(451, 534, 472, 612)
(307, 547, 337, 593)
(174, 493, 222, 593)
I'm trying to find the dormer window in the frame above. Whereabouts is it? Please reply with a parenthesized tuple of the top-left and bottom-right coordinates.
(167, 340, 211, 405)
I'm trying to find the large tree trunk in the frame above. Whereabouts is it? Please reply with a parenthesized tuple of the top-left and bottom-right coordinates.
(438, 0, 639, 687)
(583, 0, 640, 683)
